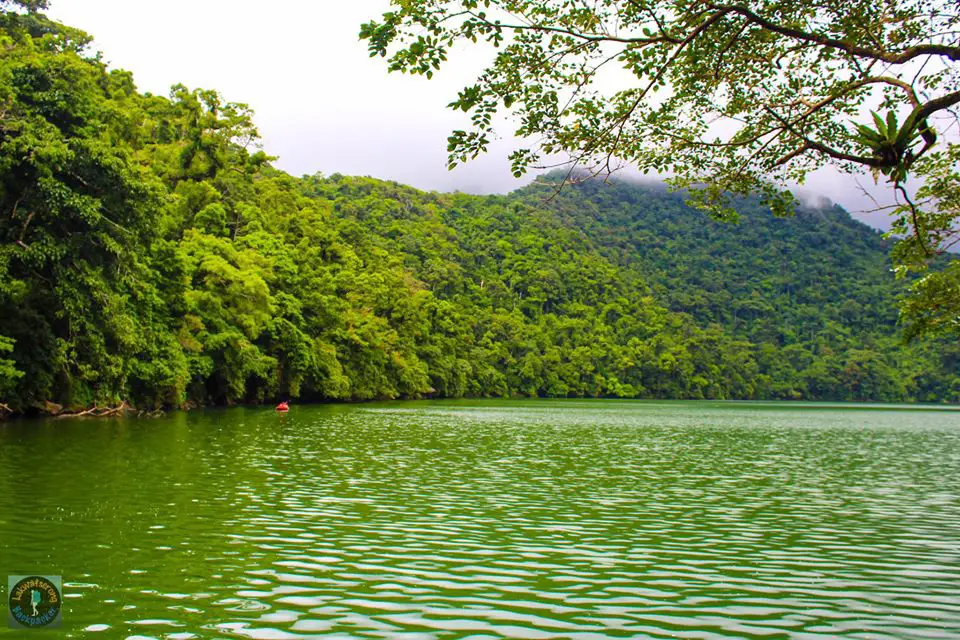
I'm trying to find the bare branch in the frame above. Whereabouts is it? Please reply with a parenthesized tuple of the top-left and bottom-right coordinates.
(896, 182, 932, 256)
(18, 209, 35, 244)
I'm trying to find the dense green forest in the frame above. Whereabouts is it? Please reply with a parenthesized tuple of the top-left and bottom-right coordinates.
(0, 9, 957, 415)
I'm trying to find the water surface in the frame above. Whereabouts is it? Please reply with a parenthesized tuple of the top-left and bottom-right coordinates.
(1, 400, 958, 638)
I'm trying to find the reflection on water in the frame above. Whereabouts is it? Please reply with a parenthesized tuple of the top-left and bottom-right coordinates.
(0, 400, 958, 639)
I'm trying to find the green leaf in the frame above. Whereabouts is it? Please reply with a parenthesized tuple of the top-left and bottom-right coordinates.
(872, 111, 887, 138)
(886, 111, 899, 141)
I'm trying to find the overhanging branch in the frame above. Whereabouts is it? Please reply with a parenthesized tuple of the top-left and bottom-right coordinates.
(708, 4, 960, 64)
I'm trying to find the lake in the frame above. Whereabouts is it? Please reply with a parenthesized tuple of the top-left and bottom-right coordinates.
(1, 400, 958, 638)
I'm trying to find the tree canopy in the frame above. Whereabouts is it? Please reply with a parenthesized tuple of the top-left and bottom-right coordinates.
(361, 0, 960, 336)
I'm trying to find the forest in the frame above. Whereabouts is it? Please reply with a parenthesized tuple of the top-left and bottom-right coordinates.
(0, 9, 957, 415)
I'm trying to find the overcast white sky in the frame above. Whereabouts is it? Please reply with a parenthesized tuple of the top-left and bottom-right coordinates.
(49, 0, 895, 228)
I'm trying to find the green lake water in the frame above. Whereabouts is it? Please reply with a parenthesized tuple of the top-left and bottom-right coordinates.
(1, 400, 959, 639)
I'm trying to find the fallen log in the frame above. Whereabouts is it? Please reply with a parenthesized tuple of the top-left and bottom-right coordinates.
(53, 401, 132, 419)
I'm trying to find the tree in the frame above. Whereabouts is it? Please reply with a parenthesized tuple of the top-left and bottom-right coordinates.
(360, 0, 960, 336)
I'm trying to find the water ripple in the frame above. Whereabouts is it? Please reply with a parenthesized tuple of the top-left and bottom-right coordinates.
(0, 401, 958, 638)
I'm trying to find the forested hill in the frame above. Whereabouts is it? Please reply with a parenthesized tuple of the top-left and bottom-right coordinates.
(303, 175, 956, 404)
(519, 179, 899, 345)
(0, 10, 957, 415)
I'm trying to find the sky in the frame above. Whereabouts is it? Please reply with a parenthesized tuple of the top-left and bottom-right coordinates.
(48, 0, 896, 229)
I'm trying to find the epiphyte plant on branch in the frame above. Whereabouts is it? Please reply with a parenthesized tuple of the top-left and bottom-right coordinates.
(361, 0, 960, 337)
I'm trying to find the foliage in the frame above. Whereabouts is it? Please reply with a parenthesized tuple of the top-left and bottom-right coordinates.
(0, 336, 22, 400)
(0, 9, 956, 413)
(361, 0, 960, 336)
(900, 260, 960, 339)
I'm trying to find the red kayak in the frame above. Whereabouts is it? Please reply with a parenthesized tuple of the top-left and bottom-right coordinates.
(276, 401, 289, 412)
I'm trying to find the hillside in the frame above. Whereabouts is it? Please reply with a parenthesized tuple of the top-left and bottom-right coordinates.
(0, 9, 956, 414)
(519, 179, 958, 402)
(523, 179, 899, 342)
(302, 175, 957, 403)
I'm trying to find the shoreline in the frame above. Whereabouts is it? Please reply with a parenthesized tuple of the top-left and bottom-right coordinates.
(4, 395, 959, 422)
